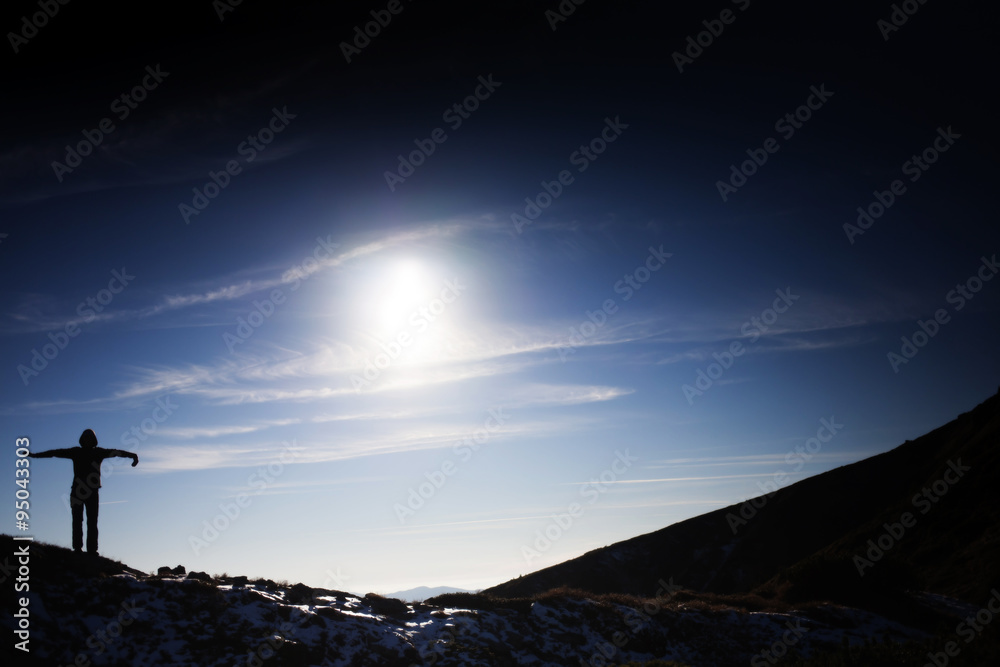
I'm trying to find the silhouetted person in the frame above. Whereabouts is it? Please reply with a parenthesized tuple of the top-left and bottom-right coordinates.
(29, 429, 138, 555)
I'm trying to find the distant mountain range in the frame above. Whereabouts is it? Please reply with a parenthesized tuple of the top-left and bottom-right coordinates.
(382, 585, 475, 601)
(484, 388, 1000, 611)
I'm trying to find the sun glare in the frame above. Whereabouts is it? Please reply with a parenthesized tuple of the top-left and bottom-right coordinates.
(376, 260, 431, 330)
(346, 253, 468, 376)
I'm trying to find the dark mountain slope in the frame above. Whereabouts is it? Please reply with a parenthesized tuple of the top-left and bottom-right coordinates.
(485, 389, 1000, 606)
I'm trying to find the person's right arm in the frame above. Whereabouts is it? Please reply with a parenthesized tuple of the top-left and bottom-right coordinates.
(27, 448, 75, 459)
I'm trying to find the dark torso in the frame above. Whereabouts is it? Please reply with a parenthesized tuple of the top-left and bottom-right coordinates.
(68, 448, 114, 491)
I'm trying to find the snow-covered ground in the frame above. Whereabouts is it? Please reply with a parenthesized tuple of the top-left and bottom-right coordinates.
(13, 570, 939, 666)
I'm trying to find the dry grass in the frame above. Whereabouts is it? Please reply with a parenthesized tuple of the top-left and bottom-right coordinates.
(426, 584, 796, 619)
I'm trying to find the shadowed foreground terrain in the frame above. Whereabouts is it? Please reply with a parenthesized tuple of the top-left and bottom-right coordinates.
(2, 535, 995, 666)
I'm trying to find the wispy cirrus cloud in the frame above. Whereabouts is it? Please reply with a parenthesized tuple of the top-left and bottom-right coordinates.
(0, 61, 324, 207)
(155, 418, 301, 439)
(2, 223, 465, 335)
(9, 264, 896, 422)
(505, 383, 634, 408)
(138, 415, 572, 473)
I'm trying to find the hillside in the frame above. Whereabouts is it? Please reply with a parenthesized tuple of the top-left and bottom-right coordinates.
(0, 535, 981, 666)
(485, 390, 1000, 608)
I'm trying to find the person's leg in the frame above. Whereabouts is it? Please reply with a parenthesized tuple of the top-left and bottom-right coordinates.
(86, 490, 100, 554)
(70, 494, 83, 552)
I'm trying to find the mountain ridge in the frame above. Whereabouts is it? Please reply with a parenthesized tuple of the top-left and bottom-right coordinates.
(484, 388, 1000, 607)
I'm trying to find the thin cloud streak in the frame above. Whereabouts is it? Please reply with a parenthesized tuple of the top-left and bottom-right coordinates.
(138, 418, 571, 472)
(156, 419, 301, 439)
(558, 473, 790, 485)
(2, 224, 464, 335)
(644, 452, 856, 468)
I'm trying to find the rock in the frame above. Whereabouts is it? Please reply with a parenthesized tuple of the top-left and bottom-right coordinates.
(231, 575, 248, 588)
(287, 582, 314, 604)
(171, 565, 186, 575)
(187, 571, 212, 581)
(364, 593, 410, 617)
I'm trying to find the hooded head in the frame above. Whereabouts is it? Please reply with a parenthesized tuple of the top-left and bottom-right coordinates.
(79, 429, 98, 449)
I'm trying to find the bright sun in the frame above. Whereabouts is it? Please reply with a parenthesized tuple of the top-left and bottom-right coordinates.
(350, 256, 462, 371)
(375, 260, 430, 330)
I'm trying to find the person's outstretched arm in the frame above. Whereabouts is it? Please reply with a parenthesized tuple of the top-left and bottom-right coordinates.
(103, 448, 139, 467)
(27, 448, 76, 459)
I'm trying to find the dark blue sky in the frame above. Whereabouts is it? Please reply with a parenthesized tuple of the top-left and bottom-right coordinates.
(2, 0, 998, 592)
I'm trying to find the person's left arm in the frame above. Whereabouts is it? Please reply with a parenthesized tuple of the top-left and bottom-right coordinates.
(103, 448, 139, 467)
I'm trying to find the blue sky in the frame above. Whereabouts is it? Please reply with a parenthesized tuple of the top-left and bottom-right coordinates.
(2, 1, 998, 594)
